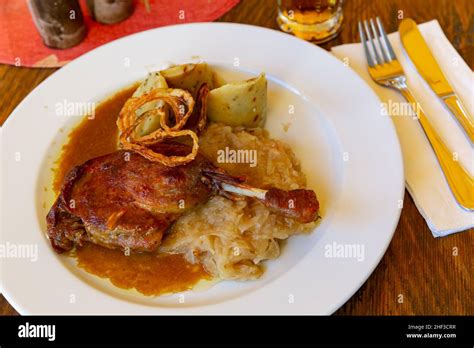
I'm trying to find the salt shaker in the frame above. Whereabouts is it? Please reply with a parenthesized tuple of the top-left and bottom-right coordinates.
(86, 0, 134, 24)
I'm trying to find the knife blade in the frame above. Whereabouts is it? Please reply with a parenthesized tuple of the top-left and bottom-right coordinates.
(399, 18, 474, 143)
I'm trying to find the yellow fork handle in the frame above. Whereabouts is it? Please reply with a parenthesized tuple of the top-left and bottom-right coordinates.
(443, 94, 474, 144)
(400, 87, 474, 211)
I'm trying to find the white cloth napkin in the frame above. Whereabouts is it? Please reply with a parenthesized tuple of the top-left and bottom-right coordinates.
(331, 20, 473, 237)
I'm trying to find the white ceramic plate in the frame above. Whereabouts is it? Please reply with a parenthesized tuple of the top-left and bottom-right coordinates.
(0, 23, 404, 314)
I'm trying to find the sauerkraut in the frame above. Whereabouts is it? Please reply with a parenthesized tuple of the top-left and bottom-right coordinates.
(160, 123, 316, 280)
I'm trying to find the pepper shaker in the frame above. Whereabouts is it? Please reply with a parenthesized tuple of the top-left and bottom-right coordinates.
(28, 0, 87, 49)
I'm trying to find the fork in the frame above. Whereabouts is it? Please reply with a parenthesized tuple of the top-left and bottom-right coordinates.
(359, 17, 473, 211)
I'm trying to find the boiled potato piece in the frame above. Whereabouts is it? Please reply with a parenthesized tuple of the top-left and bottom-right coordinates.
(132, 71, 168, 137)
(161, 63, 217, 98)
(207, 73, 267, 127)
(134, 71, 168, 96)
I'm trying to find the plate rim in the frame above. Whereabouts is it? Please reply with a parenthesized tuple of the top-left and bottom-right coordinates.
(0, 22, 405, 315)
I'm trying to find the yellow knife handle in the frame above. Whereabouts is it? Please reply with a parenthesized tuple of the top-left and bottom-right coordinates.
(443, 94, 474, 144)
(399, 87, 474, 211)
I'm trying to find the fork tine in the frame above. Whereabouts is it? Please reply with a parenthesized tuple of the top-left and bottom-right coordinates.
(363, 20, 382, 65)
(376, 17, 396, 60)
(370, 18, 390, 63)
(358, 21, 374, 67)
(358, 21, 375, 67)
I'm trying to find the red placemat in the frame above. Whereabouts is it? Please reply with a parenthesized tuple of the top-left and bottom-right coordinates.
(0, 0, 239, 67)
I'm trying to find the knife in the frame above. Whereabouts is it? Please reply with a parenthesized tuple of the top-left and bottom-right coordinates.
(399, 18, 474, 144)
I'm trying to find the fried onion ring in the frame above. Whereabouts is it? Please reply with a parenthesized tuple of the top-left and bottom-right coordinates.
(117, 88, 201, 166)
(194, 84, 210, 135)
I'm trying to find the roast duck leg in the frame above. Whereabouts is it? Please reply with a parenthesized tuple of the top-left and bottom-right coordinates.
(47, 142, 319, 253)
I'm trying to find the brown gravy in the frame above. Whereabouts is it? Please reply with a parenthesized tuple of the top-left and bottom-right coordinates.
(53, 85, 135, 192)
(76, 243, 209, 296)
(54, 84, 210, 296)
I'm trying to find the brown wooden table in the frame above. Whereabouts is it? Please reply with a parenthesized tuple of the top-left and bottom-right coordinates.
(1, 0, 472, 315)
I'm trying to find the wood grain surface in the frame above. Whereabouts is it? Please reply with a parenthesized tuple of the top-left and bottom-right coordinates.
(0, 0, 472, 315)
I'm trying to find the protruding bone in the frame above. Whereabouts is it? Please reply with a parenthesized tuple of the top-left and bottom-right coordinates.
(218, 181, 319, 223)
(220, 182, 266, 200)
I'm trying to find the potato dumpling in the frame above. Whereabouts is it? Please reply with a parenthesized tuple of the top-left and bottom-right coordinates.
(207, 73, 267, 128)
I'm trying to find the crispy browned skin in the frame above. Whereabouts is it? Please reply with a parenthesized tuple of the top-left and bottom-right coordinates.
(47, 142, 320, 253)
(264, 188, 319, 223)
(47, 143, 213, 253)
